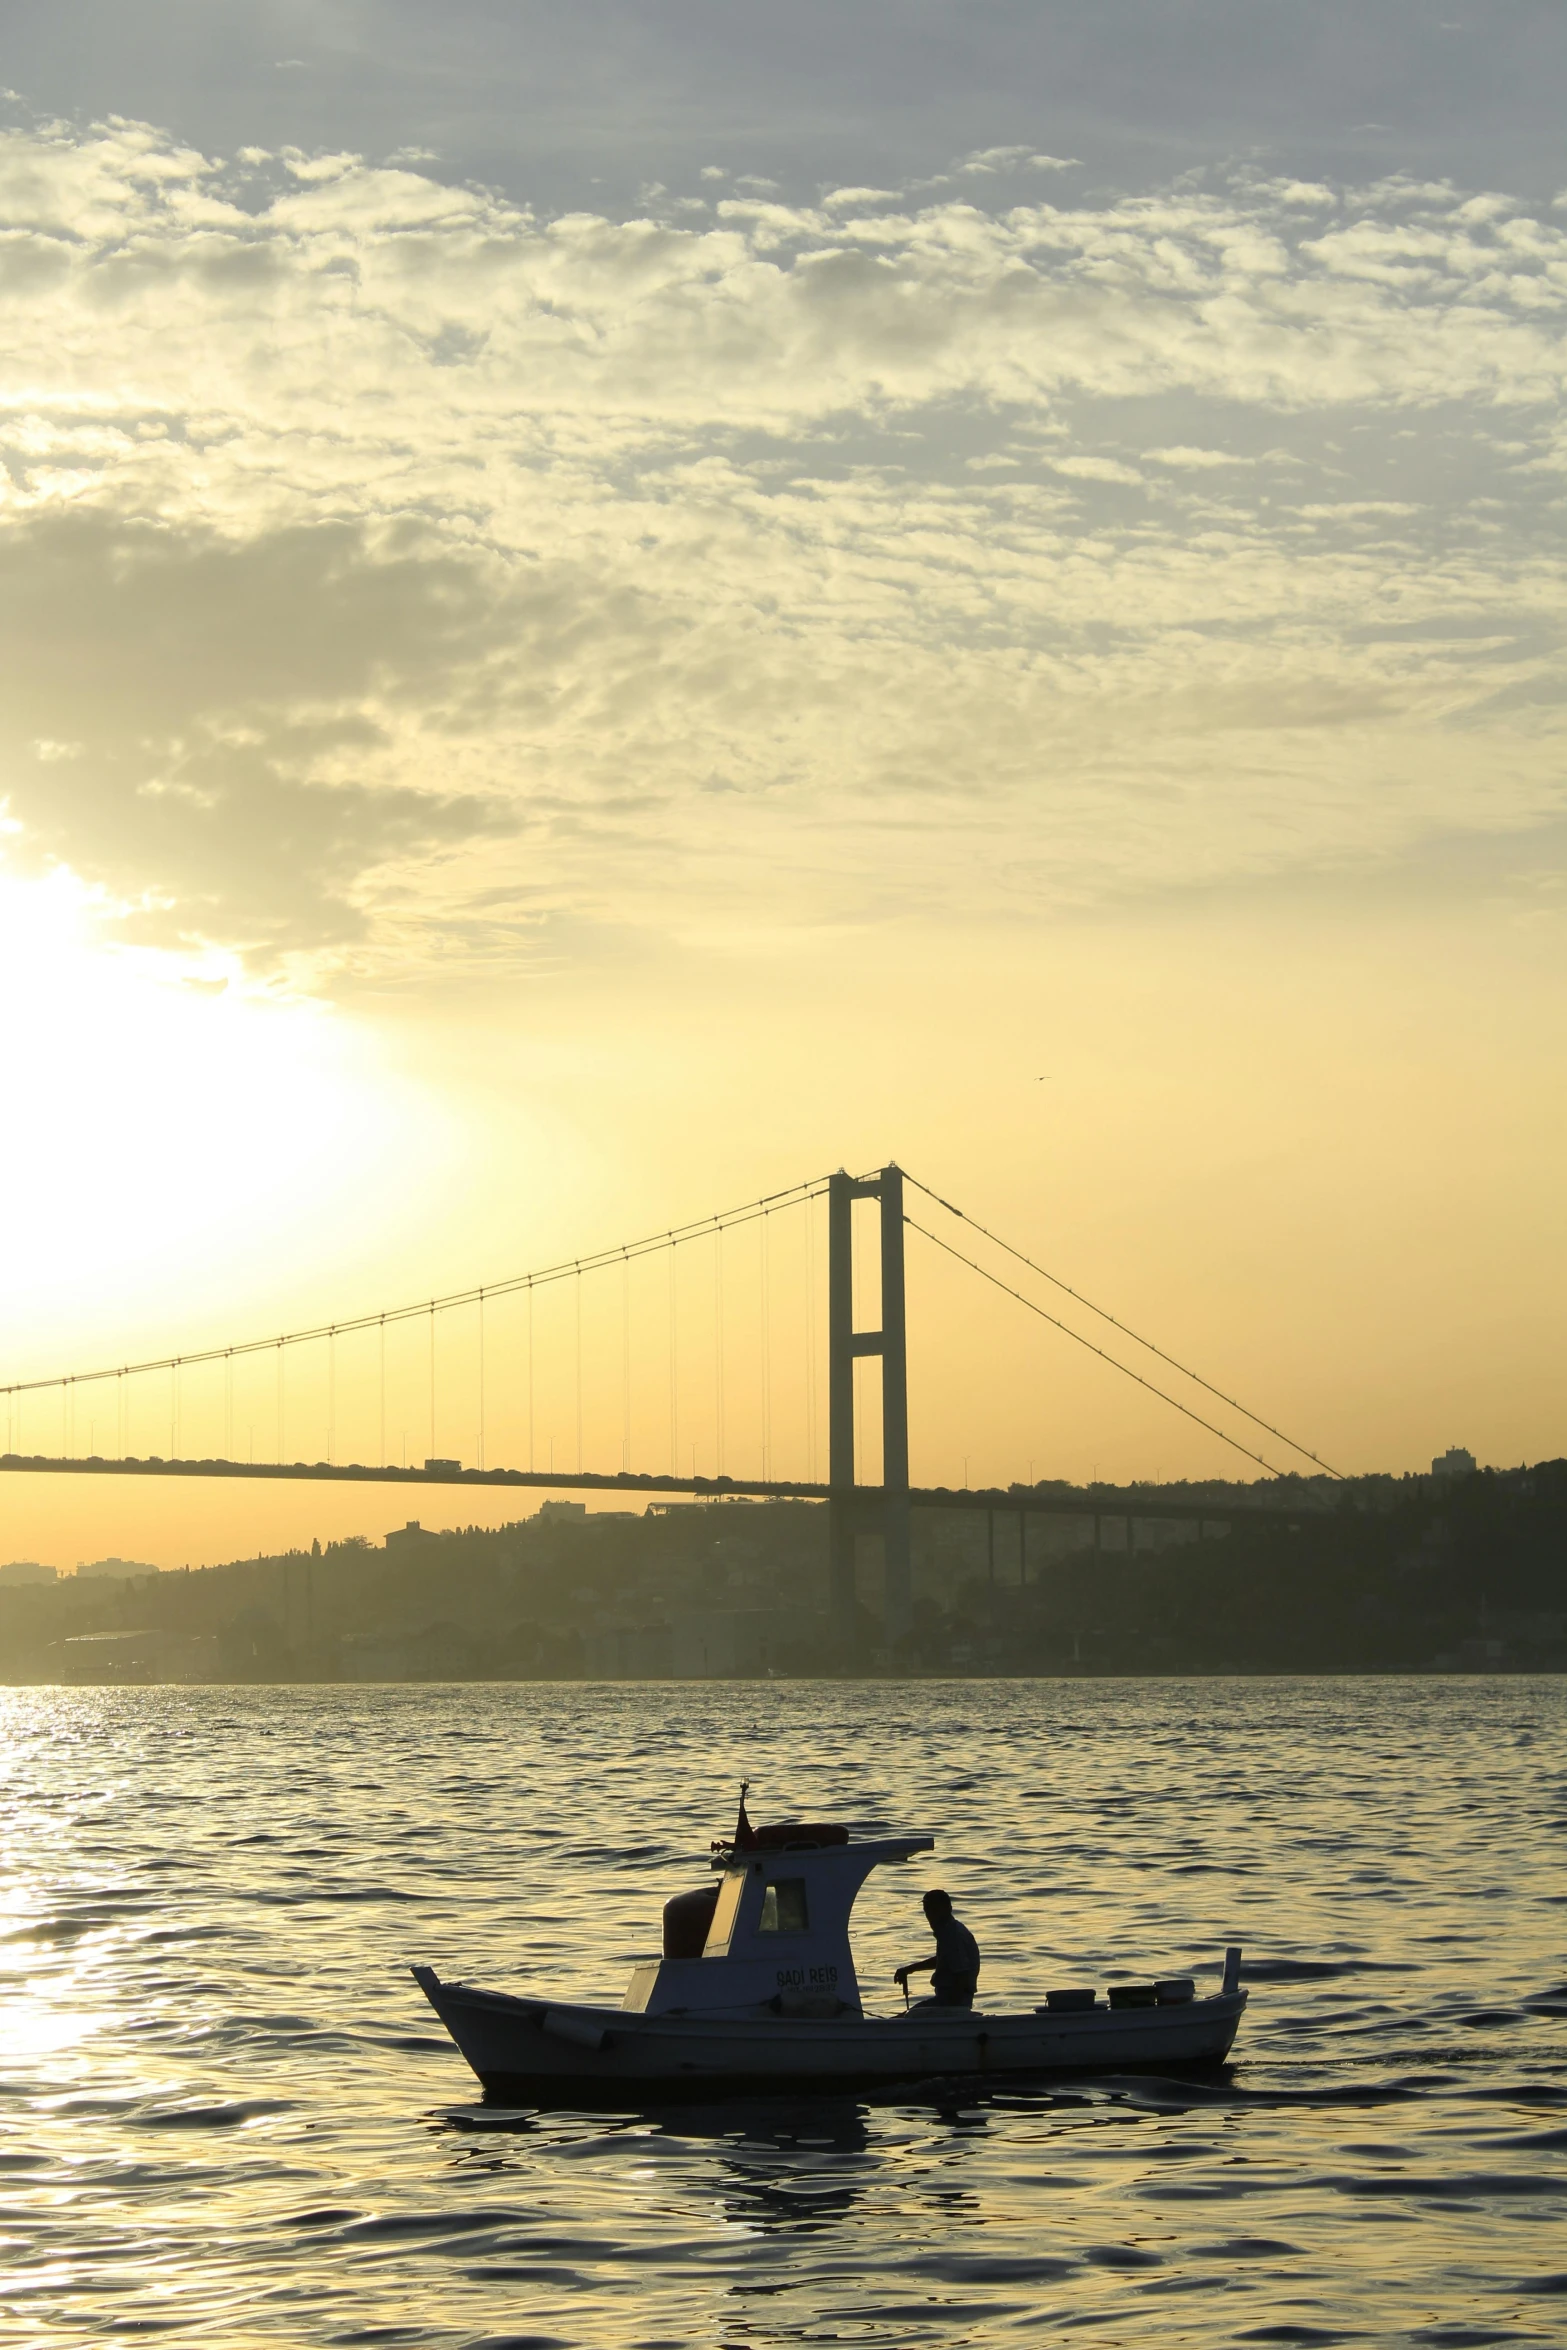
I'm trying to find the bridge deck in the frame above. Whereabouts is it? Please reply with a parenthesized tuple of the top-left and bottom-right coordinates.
(0, 1453, 1328, 1524)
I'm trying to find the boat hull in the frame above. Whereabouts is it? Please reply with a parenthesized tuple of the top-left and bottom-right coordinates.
(412, 1968, 1247, 2102)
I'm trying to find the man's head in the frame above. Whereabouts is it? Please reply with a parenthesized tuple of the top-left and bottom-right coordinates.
(922, 1888, 953, 1925)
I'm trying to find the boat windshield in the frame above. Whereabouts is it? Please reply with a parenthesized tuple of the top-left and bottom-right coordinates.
(703, 1870, 746, 1957)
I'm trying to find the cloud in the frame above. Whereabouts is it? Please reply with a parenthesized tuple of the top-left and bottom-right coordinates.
(1047, 454, 1143, 484)
(956, 145, 1038, 176)
(1145, 445, 1247, 468)
(0, 508, 530, 951)
(0, 119, 1563, 975)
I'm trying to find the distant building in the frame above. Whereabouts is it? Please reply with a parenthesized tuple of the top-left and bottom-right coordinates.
(538, 1500, 587, 1524)
(76, 1557, 158, 1580)
(55, 1629, 219, 1683)
(423, 1457, 461, 1474)
(0, 1560, 56, 1585)
(385, 1521, 441, 1554)
(1432, 1447, 1477, 1480)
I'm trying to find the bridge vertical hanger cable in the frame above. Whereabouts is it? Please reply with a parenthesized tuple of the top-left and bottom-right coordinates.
(328, 1328, 336, 1467)
(714, 1222, 726, 1477)
(574, 1267, 583, 1475)
(668, 1240, 678, 1478)
(805, 1196, 818, 1483)
(477, 1289, 486, 1474)
(379, 1315, 386, 1470)
(225, 1350, 233, 1462)
(620, 1255, 630, 1474)
(276, 1340, 284, 1465)
(527, 1279, 535, 1474)
(760, 1210, 771, 1484)
(428, 1302, 436, 1464)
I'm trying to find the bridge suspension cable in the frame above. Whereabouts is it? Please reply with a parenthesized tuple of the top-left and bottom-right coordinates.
(0, 1174, 835, 1405)
(906, 1216, 1294, 1479)
(904, 1174, 1345, 1480)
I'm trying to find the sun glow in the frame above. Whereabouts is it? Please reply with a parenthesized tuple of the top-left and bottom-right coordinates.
(0, 872, 456, 1383)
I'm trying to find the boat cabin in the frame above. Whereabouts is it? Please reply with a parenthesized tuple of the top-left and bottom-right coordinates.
(624, 1820, 933, 2019)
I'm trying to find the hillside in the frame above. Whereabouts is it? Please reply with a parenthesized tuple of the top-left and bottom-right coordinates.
(2, 1463, 1563, 1682)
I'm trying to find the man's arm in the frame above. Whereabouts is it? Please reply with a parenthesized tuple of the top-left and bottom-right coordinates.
(893, 1957, 937, 1986)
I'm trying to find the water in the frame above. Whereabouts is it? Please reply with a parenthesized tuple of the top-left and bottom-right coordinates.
(1, 1678, 1563, 2347)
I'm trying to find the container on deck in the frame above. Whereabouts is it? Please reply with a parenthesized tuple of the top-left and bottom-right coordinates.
(1042, 1987, 1098, 2012)
(662, 1885, 718, 1959)
(748, 1823, 850, 1851)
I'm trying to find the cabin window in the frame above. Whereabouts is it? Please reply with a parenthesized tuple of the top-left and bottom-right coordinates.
(758, 1878, 809, 1934)
(703, 1870, 746, 1957)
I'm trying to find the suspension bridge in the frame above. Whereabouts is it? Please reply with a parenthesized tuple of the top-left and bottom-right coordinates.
(1, 1164, 1339, 1641)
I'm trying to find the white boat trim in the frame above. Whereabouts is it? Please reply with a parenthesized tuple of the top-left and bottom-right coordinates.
(412, 1970, 1247, 2100)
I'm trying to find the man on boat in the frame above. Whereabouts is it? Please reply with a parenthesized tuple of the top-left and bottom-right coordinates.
(895, 1888, 980, 2011)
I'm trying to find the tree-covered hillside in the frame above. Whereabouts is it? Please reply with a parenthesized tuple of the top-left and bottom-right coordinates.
(1, 1463, 1562, 1680)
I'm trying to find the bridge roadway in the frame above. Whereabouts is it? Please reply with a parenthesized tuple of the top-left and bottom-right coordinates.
(0, 1453, 1328, 1525)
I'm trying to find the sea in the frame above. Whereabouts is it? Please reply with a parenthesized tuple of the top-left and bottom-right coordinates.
(1, 1677, 1563, 2348)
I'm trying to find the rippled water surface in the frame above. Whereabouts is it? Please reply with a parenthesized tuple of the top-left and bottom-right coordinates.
(2, 1678, 1564, 2347)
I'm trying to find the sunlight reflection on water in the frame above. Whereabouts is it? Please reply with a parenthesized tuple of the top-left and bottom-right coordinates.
(0, 1677, 1562, 2345)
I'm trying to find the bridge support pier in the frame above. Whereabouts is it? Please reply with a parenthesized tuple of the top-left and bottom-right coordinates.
(828, 1164, 912, 1661)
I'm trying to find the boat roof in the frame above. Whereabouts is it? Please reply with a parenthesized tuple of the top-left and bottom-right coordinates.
(710, 1833, 933, 1869)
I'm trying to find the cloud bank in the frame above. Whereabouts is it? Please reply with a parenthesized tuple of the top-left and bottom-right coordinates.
(1, 119, 1564, 972)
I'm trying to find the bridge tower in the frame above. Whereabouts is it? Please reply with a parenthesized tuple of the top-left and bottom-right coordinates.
(828, 1165, 911, 1657)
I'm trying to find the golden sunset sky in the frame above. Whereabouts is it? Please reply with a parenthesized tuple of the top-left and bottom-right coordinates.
(2, 3, 1565, 1567)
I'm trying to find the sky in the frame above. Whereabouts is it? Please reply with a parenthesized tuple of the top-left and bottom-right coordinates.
(2, 2, 1565, 1569)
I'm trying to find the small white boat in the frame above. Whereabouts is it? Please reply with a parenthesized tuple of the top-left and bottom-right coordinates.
(413, 1803, 1247, 2102)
